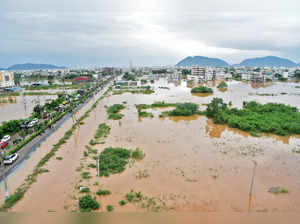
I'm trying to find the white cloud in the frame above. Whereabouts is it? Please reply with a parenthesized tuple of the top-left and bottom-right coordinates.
(0, 0, 299, 66)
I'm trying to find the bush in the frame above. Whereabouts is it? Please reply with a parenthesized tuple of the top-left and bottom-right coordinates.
(98, 147, 145, 177)
(106, 205, 114, 212)
(191, 86, 213, 93)
(131, 148, 145, 160)
(119, 200, 127, 206)
(217, 81, 228, 89)
(168, 103, 199, 116)
(78, 195, 99, 212)
(206, 98, 300, 135)
(107, 104, 125, 120)
(96, 189, 111, 196)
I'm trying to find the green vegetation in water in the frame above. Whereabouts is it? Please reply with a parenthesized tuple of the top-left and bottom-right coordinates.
(78, 195, 99, 212)
(206, 98, 300, 136)
(136, 170, 150, 179)
(81, 172, 91, 179)
(158, 87, 170, 90)
(191, 86, 213, 93)
(113, 87, 154, 95)
(124, 190, 167, 212)
(106, 205, 114, 212)
(98, 147, 145, 177)
(94, 123, 110, 139)
(137, 109, 154, 118)
(96, 189, 111, 196)
(107, 104, 125, 120)
(119, 200, 127, 206)
(56, 157, 63, 160)
(23, 91, 65, 96)
(217, 81, 228, 89)
(296, 86, 300, 88)
(268, 187, 289, 194)
(0, 92, 20, 98)
(136, 101, 177, 110)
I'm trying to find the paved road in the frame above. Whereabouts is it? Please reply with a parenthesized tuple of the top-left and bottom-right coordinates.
(0, 82, 111, 183)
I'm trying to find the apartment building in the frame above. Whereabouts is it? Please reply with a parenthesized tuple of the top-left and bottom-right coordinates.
(191, 66, 206, 79)
(0, 71, 15, 88)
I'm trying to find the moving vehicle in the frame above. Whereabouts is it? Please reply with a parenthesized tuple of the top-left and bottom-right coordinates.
(1, 135, 11, 143)
(3, 153, 19, 165)
(0, 141, 8, 149)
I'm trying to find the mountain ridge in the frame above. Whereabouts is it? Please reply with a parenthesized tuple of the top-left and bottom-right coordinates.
(234, 56, 297, 67)
(176, 56, 229, 67)
(0, 63, 67, 70)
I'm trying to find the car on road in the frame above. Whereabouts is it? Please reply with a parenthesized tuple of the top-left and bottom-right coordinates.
(32, 118, 39, 123)
(26, 121, 36, 128)
(0, 141, 8, 149)
(1, 135, 11, 143)
(3, 153, 19, 165)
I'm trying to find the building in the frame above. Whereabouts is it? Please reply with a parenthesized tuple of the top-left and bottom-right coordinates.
(191, 66, 206, 79)
(0, 71, 15, 88)
(73, 76, 91, 82)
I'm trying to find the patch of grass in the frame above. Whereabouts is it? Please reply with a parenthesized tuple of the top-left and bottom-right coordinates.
(138, 109, 154, 118)
(217, 81, 228, 89)
(78, 195, 99, 212)
(136, 170, 150, 179)
(98, 147, 145, 177)
(166, 103, 199, 116)
(38, 169, 49, 174)
(81, 172, 91, 179)
(88, 163, 97, 168)
(191, 86, 213, 93)
(131, 148, 145, 160)
(107, 104, 125, 120)
(106, 205, 114, 212)
(124, 190, 167, 212)
(96, 189, 111, 196)
(119, 200, 127, 206)
(94, 123, 110, 139)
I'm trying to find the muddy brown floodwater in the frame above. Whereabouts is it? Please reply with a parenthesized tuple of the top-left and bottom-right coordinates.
(5, 79, 300, 213)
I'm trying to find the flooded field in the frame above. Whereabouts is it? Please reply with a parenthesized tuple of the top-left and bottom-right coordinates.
(4, 79, 300, 212)
(0, 94, 57, 124)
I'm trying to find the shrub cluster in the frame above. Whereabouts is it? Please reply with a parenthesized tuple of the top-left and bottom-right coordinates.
(98, 147, 145, 177)
(217, 81, 228, 89)
(206, 98, 300, 136)
(78, 195, 99, 212)
(191, 86, 213, 93)
(107, 104, 125, 120)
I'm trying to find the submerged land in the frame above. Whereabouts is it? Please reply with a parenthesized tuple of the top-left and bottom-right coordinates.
(0, 74, 300, 213)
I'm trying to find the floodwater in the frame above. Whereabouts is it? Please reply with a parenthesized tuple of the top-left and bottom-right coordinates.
(4, 79, 300, 213)
(0, 94, 57, 124)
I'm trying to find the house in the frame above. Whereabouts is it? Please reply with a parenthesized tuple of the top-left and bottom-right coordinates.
(0, 71, 15, 88)
(74, 76, 91, 82)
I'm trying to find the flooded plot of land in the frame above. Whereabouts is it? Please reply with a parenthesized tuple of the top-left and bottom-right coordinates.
(0, 95, 57, 124)
(5, 79, 300, 212)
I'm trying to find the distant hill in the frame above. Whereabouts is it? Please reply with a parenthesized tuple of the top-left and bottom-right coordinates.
(4, 63, 67, 70)
(234, 56, 297, 67)
(176, 56, 229, 67)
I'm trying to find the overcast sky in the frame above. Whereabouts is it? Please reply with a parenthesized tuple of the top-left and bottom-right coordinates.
(1, 0, 300, 67)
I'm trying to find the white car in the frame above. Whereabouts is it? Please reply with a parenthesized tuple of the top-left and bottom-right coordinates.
(32, 118, 39, 123)
(26, 121, 36, 128)
(3, 153, 19, 165)
(1, 135, 11, 143)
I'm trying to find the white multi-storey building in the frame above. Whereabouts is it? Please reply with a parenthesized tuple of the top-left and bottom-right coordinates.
(0, 71, 15, 88)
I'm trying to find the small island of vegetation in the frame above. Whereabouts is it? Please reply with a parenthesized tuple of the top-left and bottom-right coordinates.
(217, 81, 228, 89)
(106, 104, 125, 120)
(191, 86, 213, 94)
(206, 98, 300, 136)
